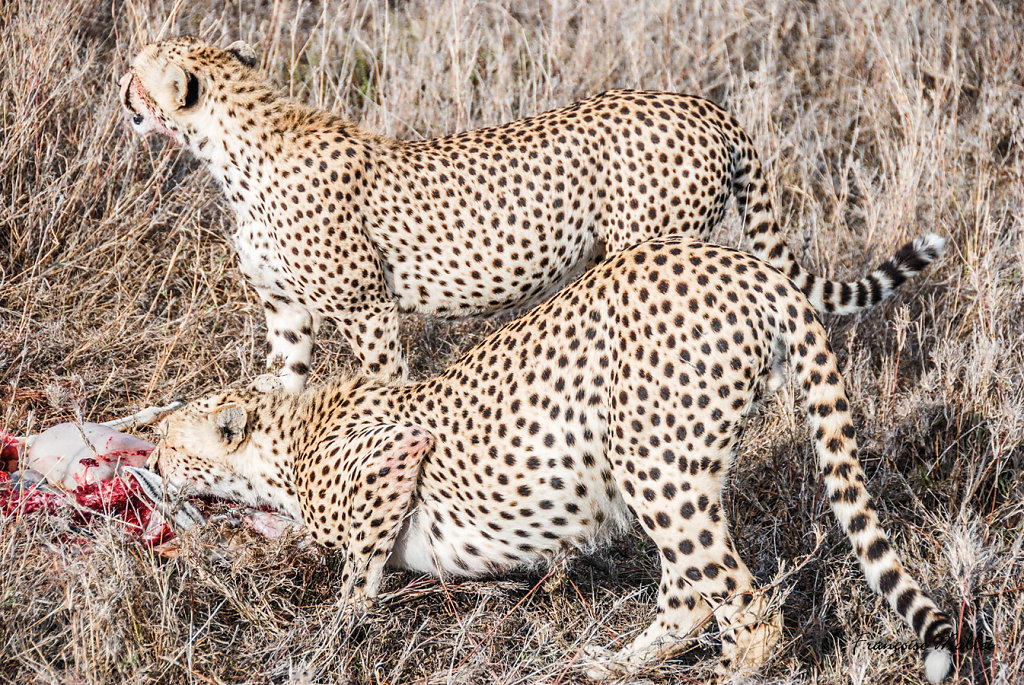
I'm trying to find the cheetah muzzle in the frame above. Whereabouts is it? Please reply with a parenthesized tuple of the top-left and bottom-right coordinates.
(122, 36, 946, 392)
(154, 238, 957, 682)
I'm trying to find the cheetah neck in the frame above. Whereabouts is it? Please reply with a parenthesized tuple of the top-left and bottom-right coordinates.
(184, 91, 369, 215)
(227, 393, 309, 520)
(240, 381, 396, 515)
(228, 439, 304, 520)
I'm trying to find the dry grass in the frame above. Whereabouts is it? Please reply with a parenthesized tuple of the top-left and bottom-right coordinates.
(2, 0, 1023, 682)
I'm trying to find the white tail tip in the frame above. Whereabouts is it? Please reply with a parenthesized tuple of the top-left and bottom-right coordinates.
(915, 233, 947, 262)
(924, 646, 952, 683)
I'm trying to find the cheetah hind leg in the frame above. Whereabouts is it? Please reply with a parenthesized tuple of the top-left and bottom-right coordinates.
(336, 300, 408, 383)
(671, 516, 783, 676)
(584, 567, 714, 681)
(597, 429, 781, 678)
(302, 423, 434, 620)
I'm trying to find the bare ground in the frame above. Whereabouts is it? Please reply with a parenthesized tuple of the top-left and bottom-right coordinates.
(1, 0, 1022, 683)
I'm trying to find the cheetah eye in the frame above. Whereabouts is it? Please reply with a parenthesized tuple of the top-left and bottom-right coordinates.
(132, 113, 145, 126)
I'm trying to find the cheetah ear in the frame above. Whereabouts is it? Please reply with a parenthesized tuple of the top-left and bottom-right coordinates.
(162, 62, 200, 109)
(226, 40, 258, 68)
(213, 404, 248, 447)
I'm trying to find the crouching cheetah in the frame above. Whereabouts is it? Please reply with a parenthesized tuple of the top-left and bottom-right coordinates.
(122, 36, 945, 391)
(153, 237, 956, 682)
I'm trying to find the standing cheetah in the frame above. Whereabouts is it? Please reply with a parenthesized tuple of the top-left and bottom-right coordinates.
(121, 37, 945, 391)
(153, 238, 956, 682)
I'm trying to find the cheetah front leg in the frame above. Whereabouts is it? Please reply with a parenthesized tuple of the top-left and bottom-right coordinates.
(259, 292, 321, 393)
(296, 423, 434, 618)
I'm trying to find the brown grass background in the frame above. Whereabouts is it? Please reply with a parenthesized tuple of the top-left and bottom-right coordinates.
(1, 0, 1022, 683)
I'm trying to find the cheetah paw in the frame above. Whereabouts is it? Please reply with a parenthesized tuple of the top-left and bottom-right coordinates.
(250, 373, 285, 393)
(335, 592, 375, 626)
(581, 645, 638, 682)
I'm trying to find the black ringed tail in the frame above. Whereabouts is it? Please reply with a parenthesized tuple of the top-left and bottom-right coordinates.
(726, 119, 945, 315)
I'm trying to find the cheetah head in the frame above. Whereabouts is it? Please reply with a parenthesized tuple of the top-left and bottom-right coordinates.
(120, 36, 260, 147)
(149, 388, 287, 510)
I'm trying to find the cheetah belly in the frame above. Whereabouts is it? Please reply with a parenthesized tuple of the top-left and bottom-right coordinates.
(380, 215, 600, 317)
(387, 447, 631, 577)
(387, 497, 626, 577)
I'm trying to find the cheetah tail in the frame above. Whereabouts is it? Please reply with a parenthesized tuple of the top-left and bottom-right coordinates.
(787, 309, 955, 682)
(729, 125, 945, 315)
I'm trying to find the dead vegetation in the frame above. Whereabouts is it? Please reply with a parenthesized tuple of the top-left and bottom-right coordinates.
(1, 0, 1022, 683)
